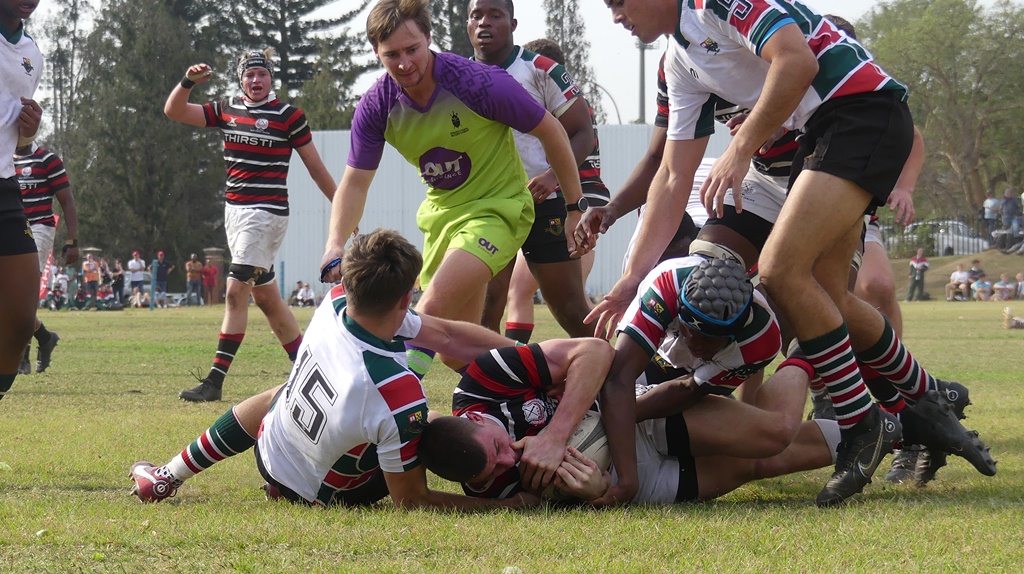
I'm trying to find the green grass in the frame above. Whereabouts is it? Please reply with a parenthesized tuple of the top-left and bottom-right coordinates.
(0, 299, 1022, 573)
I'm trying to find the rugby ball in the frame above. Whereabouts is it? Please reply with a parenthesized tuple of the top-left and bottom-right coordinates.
(539, 410, 611, 500)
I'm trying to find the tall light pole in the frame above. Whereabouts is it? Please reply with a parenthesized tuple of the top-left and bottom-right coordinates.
(636, 39, 660, 123)
(586, 82, 622, 125)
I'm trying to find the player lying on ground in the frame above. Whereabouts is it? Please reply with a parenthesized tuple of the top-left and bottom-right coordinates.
(130, 229, 602, 509)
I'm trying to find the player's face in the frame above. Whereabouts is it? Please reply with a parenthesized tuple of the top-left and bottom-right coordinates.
(376, 20, 433, 94)
(468, 420, 520, 485)
(679, 323, 730, 360)
(0, 0, 38, 26)
(603, 0, 670, 44)
(467, 0, 515, 59)
(241, 67, 272, 101)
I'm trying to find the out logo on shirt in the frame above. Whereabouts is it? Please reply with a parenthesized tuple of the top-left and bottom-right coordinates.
(419, 146, 472, 190)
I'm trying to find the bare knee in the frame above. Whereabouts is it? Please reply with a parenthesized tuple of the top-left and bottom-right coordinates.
(754, 415, 800, 458)
(855, 271, 895, 311)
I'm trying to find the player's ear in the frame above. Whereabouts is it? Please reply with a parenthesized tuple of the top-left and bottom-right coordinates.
(511, 18, 517, 32)
(465, 411, 484, 424)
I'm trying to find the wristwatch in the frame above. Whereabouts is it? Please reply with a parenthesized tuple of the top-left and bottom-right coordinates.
(565, 197, 589, 213)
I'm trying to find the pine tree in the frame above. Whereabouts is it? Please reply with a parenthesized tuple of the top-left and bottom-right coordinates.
(542, 0, 605, 123)
(430, 0, 474, 57)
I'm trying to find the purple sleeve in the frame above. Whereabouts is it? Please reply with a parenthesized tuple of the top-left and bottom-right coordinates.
(347, 75, 398, 171)
(435, 53, 546, 134)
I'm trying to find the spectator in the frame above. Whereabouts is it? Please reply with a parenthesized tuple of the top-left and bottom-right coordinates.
(82, 253, 100, 302)
(130, 287, 149, 308)
(96, 283, 115, 309)
(201, 257, 218, 305)
(993, 273, 1016, 301)
(184, 253, 203, 306)
(296, 282, 315, 307)
(1001, 187, 1022, 237)
(150, 251, 174, 296)
(111, 259, 126, 306)
(982, 190, 1000, 239)
(49, 267, 70, 311)
(946, 263, 970, 301)
(154, 285, 168, 309)
(1017, 273, 1024, 299)
(967, 259, 986, 291)
(971, 276, 993, 301)
(99, 257, 112, 286)
(906, 247, 929, 302)
(128, 251, 146, 294)
(287, 280, 302, 306)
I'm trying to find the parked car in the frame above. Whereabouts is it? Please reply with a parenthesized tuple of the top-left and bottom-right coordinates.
(887, 220, 989, 256)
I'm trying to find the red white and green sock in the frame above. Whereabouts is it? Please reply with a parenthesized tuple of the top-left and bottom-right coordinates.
(159, 407, 256, 484)
(856, 317, 937, 403)
(206, 332, 244, 388)
(799, 324, 873, 430)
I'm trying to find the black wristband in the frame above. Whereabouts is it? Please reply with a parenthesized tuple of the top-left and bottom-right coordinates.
(180, 76, 196, 89)
(61, 239, 78, 254)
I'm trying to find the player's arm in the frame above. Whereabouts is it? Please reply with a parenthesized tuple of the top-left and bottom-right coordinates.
(529, 112, 584, 253)
(164, 64, 213, 127)
(888, 126, 925, 226)
(319, 166, 374, 283)
(529, 97, 593, 202)
(516, 338, 614, 492)
(576, 126, 667, 252)
(701, 23, 817, 216)
(411, 314, 515, 365)
(295, 142, 337, 202)
(635, 374, 705, 422)
(586, 136, 708, 339)
(53, 186, 80, 265)
(383, 465, 536, 510)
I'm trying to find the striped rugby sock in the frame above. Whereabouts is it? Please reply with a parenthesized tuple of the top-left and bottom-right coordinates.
(800, 324, 873, 430)
(161, 407, 256, 484)
(206, 332, 244, 387)
(857, 317, 937, 403)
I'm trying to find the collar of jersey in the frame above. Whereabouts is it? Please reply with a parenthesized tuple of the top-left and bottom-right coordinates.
(673, 0, 690, 49)
(13, 142, 39, 159)
(341, 310, 406, 353)
(497, 45, 522, 70)
(1, 19, 24, 44)
(242, 91, 277, 108)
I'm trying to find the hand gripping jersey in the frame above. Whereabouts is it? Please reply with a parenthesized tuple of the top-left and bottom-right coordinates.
(618, 255, 781, 395)
(15, 145, 69, 227)
(201, 96, 313, 216)
(664, 0, 907, 142)
(257, 285, 427, 506)
(348, 52, 546, 210)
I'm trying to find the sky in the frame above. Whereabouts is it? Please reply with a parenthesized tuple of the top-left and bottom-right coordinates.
(31, 0, 1001, 125)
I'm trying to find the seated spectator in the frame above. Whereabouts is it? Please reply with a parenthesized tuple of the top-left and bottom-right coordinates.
(946, 263, 971, 301)
(96, 283, 115, 309)
(130, 286, 148, 308)
(296, 282, 315, 307)
(71, 286, 91, 310)
(287, 280, 303, 306)
(967, 259, 986, 288)
(971, 277, 993, 301)
(993, 273, 1016, 301)
(154, 286, 168, 309)
(1017, 273, 1024, 299)
(48, 285, 68, 311)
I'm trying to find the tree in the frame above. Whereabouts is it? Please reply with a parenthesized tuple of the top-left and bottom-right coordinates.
(859, 0, 1024, 213)
(34, 0, 93, 153)
(430, 0, 474, 56)
(542, 0, 606, 123)
(293, 37, 376, 130)
(62, 0, 225, 263)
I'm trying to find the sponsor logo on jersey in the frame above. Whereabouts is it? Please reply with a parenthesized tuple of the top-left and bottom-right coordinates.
(646, 297, 666, 316)
(700, 37, 720, 54)
(419, 147, 472, 189)
(226, 117, 238, 127)
(224, 132, 275, 148)
(21, 57, 33, 75)
(545, 217, 563, 236)
(254, 118, 270, 133)
(478, 237, 499, 255)
(450, 111, 461, 128)
(20, 167, 31, 177)
(521, 397, 549, 426)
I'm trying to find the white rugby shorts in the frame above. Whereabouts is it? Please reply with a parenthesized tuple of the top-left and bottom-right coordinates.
(31, 223, 55, 272)
(225, 204, 288, 271)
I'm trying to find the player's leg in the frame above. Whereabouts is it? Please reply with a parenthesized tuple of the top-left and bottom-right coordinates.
(251, 273, 302, 360)
(29, 224, 59, 373)
(504, 252, 539, 343)
(131, 384, 283, 502)
(481, 258, 514, 334)
(415, 249, 493, 371)
(0, 252, 38, 401)
(855, 232, 903, 337)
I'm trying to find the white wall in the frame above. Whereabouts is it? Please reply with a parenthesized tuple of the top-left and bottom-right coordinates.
(278, 124, 733, 300)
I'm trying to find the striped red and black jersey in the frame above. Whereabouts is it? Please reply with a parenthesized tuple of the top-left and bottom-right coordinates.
(202, 97, 313, 216)
(453, 344, 578, 499)
(14, 145, 69, 227)
(579, 107, 608, 197)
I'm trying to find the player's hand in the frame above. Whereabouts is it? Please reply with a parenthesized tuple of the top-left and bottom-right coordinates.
(186, 64, 214, 84)
(319, 245, 344, 284)
(63, 246, 80, 266)
(700, 146, 748, 218)
(17, 97, 42, 138)
(527, 170, 559, 203)
(584, 274, 640, 340)
(564, 210, 582, 257)
(553, 447, 610, 502)
(588, 477, 637, 508)
(574, 205, 617, 255)
(515, 433, 568, 493)
(888, 186, 916, 226)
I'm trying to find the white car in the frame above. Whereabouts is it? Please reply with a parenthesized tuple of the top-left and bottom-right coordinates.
(888, 220, 990, 256)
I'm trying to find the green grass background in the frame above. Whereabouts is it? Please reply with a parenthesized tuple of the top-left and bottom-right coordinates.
(1, 255, 1022, 572)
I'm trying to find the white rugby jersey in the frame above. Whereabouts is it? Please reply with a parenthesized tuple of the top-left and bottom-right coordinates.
(1, 27, 44, 178)
(258, 285, 426, 505)
(497, 46, 581, 180)
(665, 0, 907, 141)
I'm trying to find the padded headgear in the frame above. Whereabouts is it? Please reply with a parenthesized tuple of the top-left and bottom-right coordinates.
(678, 258, 753, 338)
(236, 48, 275, 92)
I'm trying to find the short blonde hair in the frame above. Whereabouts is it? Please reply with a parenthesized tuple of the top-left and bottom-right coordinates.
(366, 0, 432, 48)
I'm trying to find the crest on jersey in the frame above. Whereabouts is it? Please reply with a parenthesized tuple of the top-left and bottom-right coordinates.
(451, 111, 461, 128)
(22, 58, 34, 75)
(700, 37, 720, 54)
(522, 398, 548, 426)
(255, 118, 270, 132)
(545, 217, 563, 236)
(21, 166, 32, 177)
(646, 296, 666, 316)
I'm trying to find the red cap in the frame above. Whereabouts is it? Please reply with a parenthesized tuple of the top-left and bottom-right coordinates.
(158, 251, 165, 257)
(133, 251, 140, 257)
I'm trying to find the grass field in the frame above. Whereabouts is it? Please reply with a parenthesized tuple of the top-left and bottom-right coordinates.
(1, 279, 1022, 572)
